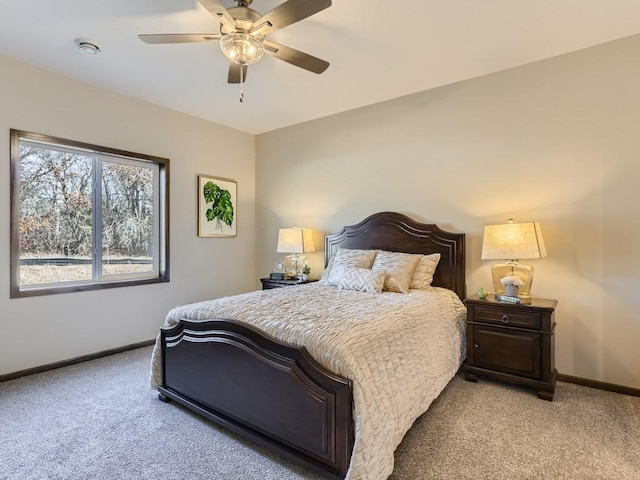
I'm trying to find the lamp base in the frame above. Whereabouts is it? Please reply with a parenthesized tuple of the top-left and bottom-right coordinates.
(491, 261, 535, 299)
(284, 254, 307, 278)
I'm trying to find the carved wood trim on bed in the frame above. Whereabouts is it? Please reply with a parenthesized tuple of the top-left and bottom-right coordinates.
(157, 211, 466, 479)
(159, 318, 353, 479)
(325, 211, 466, 299)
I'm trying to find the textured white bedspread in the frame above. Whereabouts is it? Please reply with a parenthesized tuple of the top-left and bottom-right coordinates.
(150, 283, 466, 480)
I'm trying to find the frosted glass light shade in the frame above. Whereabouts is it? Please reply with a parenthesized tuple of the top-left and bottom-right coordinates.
(481, 220, 546, 299)
(219, 33, 264, 66)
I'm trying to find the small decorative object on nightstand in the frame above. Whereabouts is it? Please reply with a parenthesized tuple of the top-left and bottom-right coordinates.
(501, 275, 524, 298)
(269, 262, 286, 280)
(464, 294, 558, 401)
(260, 277, 317, 290)
(301, 265, 311, 282)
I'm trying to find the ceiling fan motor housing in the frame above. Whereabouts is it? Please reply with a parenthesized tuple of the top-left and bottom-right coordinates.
(221, 6, 262, 36)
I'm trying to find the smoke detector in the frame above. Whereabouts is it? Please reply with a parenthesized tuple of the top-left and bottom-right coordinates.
(75, 38, 101, 55)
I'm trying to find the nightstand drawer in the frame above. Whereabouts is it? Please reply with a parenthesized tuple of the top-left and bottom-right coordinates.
(474, 306, 541, 330)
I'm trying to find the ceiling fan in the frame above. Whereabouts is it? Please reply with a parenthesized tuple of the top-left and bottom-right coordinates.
(138, 0, 331, 92)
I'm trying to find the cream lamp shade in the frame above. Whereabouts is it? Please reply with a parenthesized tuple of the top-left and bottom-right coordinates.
(481, 220, 547, 300)
(277, 228, 315, 255)
(277, 227, 315, 278)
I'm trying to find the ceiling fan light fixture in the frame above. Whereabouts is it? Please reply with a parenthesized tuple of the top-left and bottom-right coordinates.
(220, 32, 264, 65)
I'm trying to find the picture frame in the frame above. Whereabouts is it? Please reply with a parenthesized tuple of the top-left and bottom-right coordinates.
(197, 175, 237, 237)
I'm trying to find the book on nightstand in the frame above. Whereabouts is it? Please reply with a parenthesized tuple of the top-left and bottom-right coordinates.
(495, 294, 521, 304)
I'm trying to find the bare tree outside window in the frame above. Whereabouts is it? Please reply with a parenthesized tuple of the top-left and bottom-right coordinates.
(19, 146, 93, 285)
(10, 130, 169, 297)
(101, 161, 155, 276)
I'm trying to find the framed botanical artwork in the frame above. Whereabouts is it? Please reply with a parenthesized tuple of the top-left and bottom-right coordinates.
(197, 175, 237, 237)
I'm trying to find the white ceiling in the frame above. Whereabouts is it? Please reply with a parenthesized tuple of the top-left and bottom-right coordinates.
(2, 1, 640, 134)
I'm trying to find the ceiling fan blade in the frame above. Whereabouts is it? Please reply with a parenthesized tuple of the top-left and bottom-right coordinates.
(198, 0, 237, 30)
(263, 41, 329, 74)
(138, 34, 221, 44)
(228, 63, 248, 84)
(250, 0, 331, 36)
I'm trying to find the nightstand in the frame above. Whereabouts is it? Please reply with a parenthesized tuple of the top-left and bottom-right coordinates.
(260, 278, 317, 290)
(464, 294, 558, 401)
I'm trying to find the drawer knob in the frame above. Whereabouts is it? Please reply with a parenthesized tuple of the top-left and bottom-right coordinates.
(501, 314, 510, 324)
(474, 343, 479, 348)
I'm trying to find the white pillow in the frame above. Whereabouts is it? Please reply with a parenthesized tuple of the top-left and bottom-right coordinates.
(410, 253, 441, 290)
(370, 250, 422, 293)
(337, 268, 386, 293)
(320, 248, 378, 286)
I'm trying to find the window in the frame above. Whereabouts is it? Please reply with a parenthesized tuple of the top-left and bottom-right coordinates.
(10, 130, 169, 297)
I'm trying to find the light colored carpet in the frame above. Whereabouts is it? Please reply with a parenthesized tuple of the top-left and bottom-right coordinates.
(0, 346, 638, 480)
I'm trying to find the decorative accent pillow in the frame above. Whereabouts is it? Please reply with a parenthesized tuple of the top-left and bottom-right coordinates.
(370, 251, 422, 293)
(337, 268, 386, 293)
(320, 248, 378, 286)
(410, 253, 441, 290)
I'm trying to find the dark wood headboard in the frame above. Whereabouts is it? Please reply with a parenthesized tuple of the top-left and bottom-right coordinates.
(324, 212, 466, 299)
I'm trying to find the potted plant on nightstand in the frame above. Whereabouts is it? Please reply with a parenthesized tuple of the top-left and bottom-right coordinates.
(301, 265, 311, 282)
(500, 275, 525, 297)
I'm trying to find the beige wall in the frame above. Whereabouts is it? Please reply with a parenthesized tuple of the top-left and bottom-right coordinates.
(256, 35, 640, 389)
(0, 55, 256, 375)
(3, 33, 639, 390)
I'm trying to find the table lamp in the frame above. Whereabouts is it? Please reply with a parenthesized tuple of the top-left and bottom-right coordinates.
(481, 219, 547, 300)
(277, 227, 315, 279)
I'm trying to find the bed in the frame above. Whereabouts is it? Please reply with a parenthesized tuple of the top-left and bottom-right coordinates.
(150, 211, 466, 480)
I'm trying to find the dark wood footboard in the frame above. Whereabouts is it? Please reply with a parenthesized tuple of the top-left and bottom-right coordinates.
(159, 318, 354, 479)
